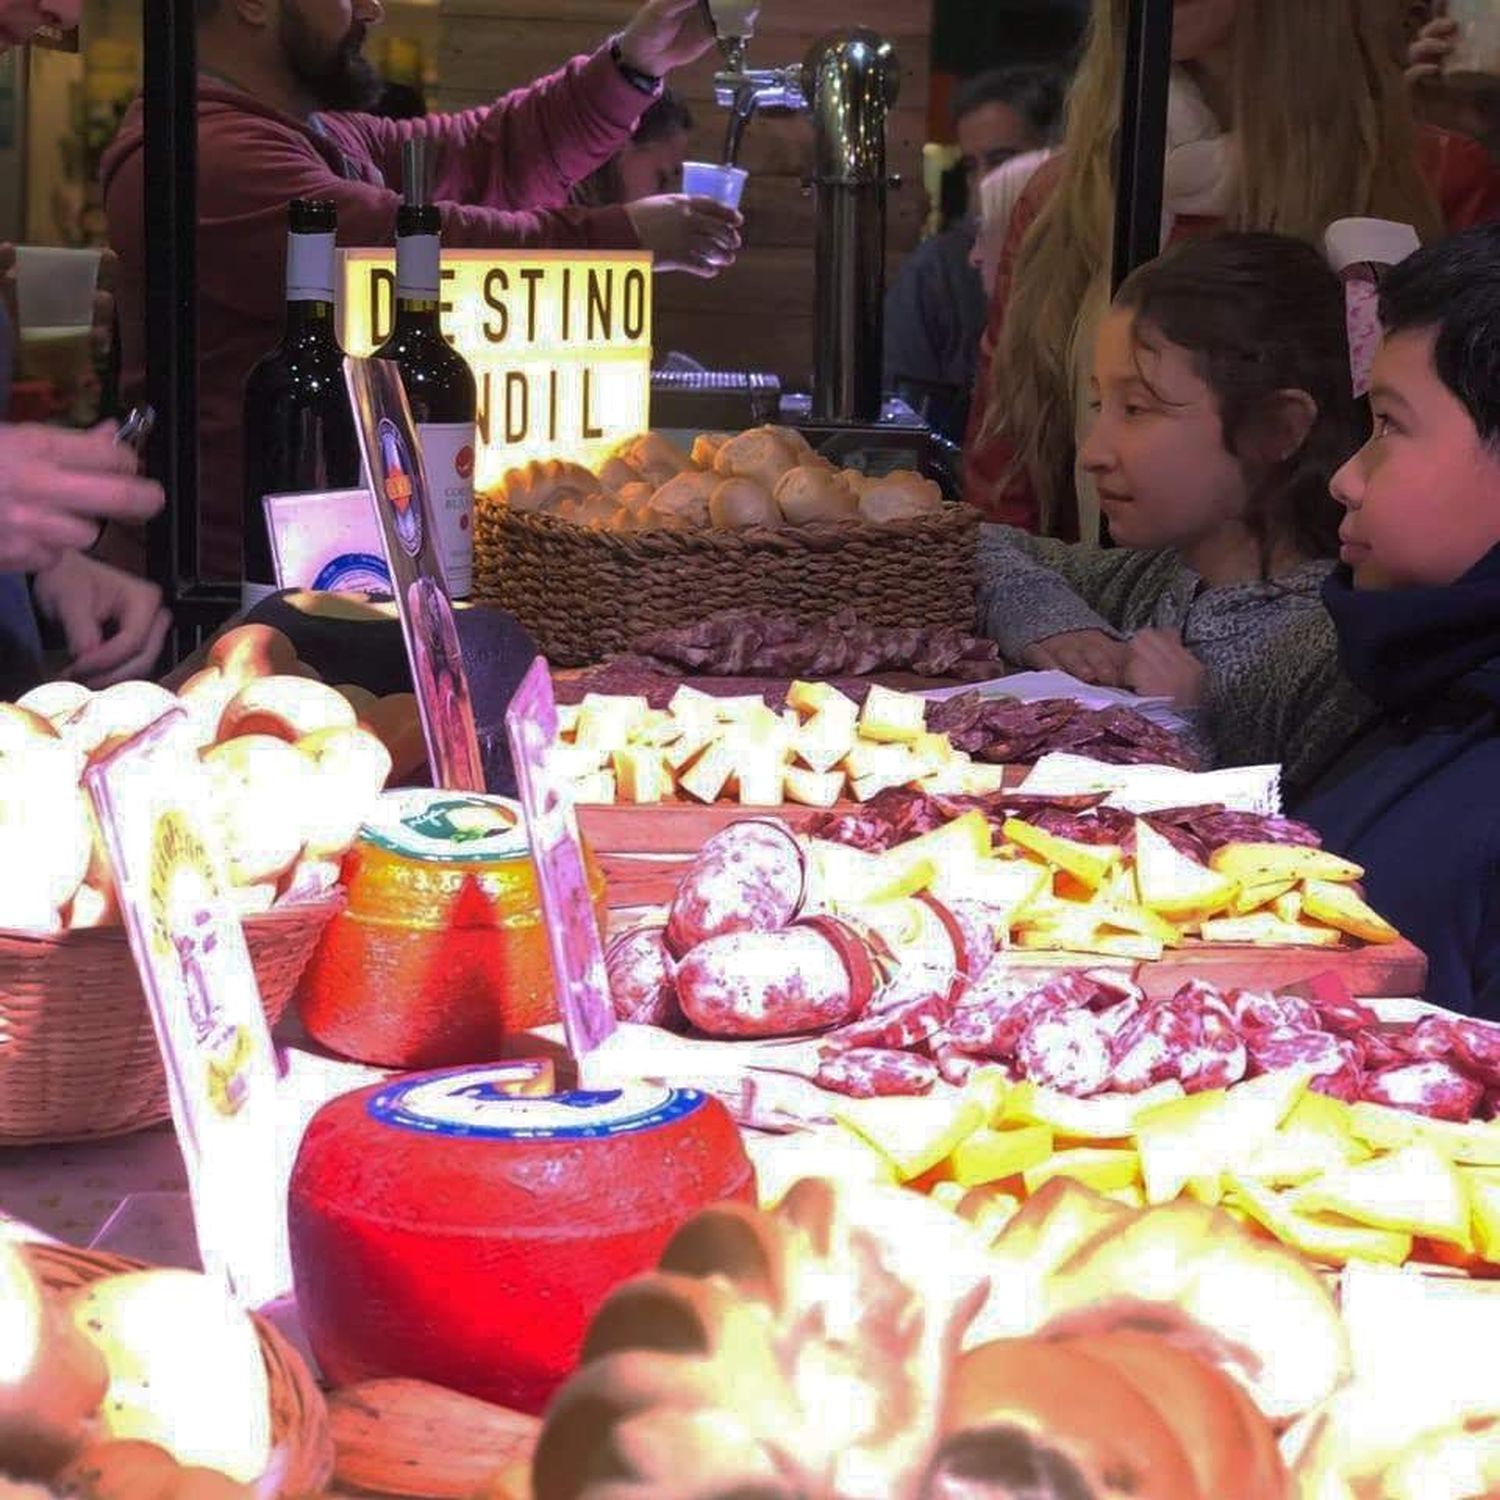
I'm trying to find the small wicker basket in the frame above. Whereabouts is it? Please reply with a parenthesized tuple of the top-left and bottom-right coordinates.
(0, 896, 343, 1145)
(23, 1240, 335, 1496)
(474, 501, 983, 667)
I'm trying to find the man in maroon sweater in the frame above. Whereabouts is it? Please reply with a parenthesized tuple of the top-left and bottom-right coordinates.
(101, 0, 741, 583)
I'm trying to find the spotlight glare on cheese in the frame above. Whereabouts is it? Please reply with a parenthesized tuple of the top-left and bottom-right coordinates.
(558, 681, 1016, 807)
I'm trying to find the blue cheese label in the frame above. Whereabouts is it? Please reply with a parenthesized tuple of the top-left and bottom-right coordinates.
(368, 1071, 705, 1140)
(361, 789, 530, 864)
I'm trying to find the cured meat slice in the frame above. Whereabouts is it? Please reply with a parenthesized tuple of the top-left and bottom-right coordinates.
(1179, 1003, 1248, 1094)
(1401, 1014, 1460, 1061)
(1230, 989, 1321, 1035)
(1454, 1018, 1500, 1090)
(815, 1047, 940, 1099)
(827, 984, 949, 1051)
(1245, 1028, 1363, 1102)
(946, 969, 1055, 1058)
(931, 1040, 984, 1087)
(1016, 1009, 1113, 1098)
(1109, 1000, 1200, 1093)
(1354, 1025, 1411, 1072)
(1362, 1060, 1485, 1122)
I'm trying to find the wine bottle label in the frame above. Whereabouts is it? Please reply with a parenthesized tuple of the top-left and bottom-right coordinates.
(417, 421, 475, 598)
(395, 233, 442, 301)
(286, 231, 337, 303)
(241, 580, 280, 612)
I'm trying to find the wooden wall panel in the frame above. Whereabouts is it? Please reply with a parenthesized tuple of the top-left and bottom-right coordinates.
(436, 0, 932, 384)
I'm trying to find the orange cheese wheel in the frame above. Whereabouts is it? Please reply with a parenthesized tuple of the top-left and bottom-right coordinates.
(288, 1072, 755, 1415)
(295, 790, 609, 1067)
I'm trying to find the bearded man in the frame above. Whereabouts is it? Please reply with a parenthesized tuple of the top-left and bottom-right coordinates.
(101, 0, 740, 583)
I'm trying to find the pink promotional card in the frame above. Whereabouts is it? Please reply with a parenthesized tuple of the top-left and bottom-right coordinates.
(344, 356, 485, 793)
(83, 708, 286, 1309)
(505, 658, 618, 1070)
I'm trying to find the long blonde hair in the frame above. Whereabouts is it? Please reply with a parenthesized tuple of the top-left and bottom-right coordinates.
(986, 0, 1443, 534)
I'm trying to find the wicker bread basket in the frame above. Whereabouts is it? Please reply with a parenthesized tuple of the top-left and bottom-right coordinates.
(474, 501, 983, 667)
(0, 896, 343, 1145)
(23, 1240, 335, 1496)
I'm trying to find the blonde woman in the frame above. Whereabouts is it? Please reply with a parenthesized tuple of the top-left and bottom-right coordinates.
(963, 0, 1500, 538)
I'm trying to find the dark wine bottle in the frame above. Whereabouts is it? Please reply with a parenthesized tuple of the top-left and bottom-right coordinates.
(373, 144, 478, 597)
(240, 199, 363, 610)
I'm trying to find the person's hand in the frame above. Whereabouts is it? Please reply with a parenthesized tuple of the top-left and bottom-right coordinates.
(0, 423, 164, 575)
(1022, 629, 1130, 686)
(1122, 627, 1206, 708)
(624, 195, 743, 277)
(1407, 7, 1458, 83)
(619, 0, 720, 78)
(31, 551, 171, 687)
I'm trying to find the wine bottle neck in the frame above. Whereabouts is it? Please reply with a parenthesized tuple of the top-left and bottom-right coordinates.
(394, 230, 441, 303)
(284, 299, 340, 339)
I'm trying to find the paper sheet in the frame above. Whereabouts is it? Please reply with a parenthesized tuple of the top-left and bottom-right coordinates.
(1019, 752, 1283, 815)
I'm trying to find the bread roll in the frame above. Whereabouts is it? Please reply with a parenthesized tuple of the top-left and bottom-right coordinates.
(616, 432, 694, 487)
(618, 482, 657, 515)
(766, 424, 815, 459)
(559, 492, 623, 529)
(773, 465, 858, 525)
(502, 459, 600, 514)
(858, 471, 945, 525)
(713, 427, 802, 492)
(709, 477, 782, 530)
(649, 470, 717, 529)
(598, 457, 643, 493)
(691, 432, 734, 470)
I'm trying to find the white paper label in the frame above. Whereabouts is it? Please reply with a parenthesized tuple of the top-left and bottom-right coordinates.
(286, 230, 336, 304)
(417, 420, 475, 597)
(396, 233, 441, 301)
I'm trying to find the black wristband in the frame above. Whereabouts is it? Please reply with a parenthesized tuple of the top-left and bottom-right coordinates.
(609, 35, 661, 96)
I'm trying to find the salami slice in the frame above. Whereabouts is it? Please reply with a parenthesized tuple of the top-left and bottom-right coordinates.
(947, 970, 1050, 1058)
(1362, 1060, 1484, 1122)
(1179, 1002, 1248, 1093)
(828, 983, 949, 1051)
(815, 1047, 940, 1099)
(1016, 1009, 1113, 1098)
(1401, 1014, 1461, 1061)
(1231, 989, 1321, 1035)
(1109, 1000, 1199, 1093)
(1454, 1019, 1500, 1091)
(1355, 1025, 1412, 1072)
(1245, 1028, 1363, 1102)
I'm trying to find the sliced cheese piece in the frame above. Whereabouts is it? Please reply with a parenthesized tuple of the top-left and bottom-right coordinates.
(612, 746, 671, 804)
(929, 856, 1049, 919)
(1000, 1078, 1185, 1142)
(677, 740, 737, 804)
(1226, 1174, 1414, 1267)
(733, 742, 786, 806)
(1198, 914, 1343, 948)
(1209, 841, 1363, 886)
(1133, 818, 1237, 922)
(1001, 818, 1119, 892)
(667, 684, 721, 728)
(783, 766, 846, 808)
(834, 1094, 987, 1183)
(786, 680, 858, 720)
(795, 710, 859, 775)
(949, 1125, 1054, 1188)
(1302, 879, 1401, 944)
(1291, 1143, 1473, 1251)
(1022, 1146, 1140, 1196)
(1230, 876, 1297, 915)
(858, 684, 928, 744)
(569, 771, 616, 805)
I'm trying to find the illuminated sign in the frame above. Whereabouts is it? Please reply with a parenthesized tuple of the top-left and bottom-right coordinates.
(340, 250, 653, 493)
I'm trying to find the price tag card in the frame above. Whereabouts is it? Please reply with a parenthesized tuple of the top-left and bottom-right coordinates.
(264, 487, 391, 595)
(83, 708, 286, 1309)
(344, 355, 484, 792)
(505, 658, 618, 1075)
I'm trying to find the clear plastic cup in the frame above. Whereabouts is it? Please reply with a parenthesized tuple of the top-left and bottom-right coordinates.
(13, 245, 101, 389)
(682, 161, 749, 210)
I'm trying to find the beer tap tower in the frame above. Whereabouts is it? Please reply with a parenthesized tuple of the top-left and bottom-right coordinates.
(712, 26, 900, 425)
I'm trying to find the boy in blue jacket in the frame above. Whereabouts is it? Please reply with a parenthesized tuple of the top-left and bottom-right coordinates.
(1294, 223, 1500, 1019)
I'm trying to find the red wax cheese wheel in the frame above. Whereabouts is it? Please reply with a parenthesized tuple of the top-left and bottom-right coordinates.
(289, 1070, 754, 1416)
(295, 790, 609, 1067)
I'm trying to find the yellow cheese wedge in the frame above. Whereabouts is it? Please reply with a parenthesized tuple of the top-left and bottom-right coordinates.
(871, 811, 992, 894)
(1347, 1103, 1500, 1166)
(930, 857, 1049, 919)
(1271, 889, 1305, 924)
(1022, 1146, 1141, 1196)
(1226, 1174, 1414, 1267)
(794, 710, 859, 776)
(1133, 1068, 1311, 1205)
(956, 763, 1010, 796)
(786, 680, 858, 720)
(1292, 1143, 1474, 1251)
(1000, 1078, 1185, 1142)
(734, 742, 786, 806)
(962, 1067, 1013, 1127)
(834, 1095, 987, 1183)
(950, 1125, 1054, 1188)
(1001, 818, 1120, 892)
(858, 683, 929, 744)
(1464, 1169, 1500, 1263)
(612, 746, 671, 804)
(667, 684, 720, 727)
(929, 1181, 968, 1213)
(843, 740, 920, 782)
(1209, 841, 1364, 885)
(664, 728, 717, 773)
(1133, 818, 1238, 922)
(1230, 876, 1297, 915)
(912, 731, 956, 771)
(783, 766, 846, 808)
(1198, 914, 1344, 948)
(1014, 929, 1165, 962)
(1302, 879, 1401, 944)
(570, 771, 616, 805)
(677, 740, 737, 803)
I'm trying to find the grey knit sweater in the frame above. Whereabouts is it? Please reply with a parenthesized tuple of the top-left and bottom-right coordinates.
(975, 525, 1374, 795)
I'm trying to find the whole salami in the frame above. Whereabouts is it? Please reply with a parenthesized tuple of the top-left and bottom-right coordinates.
(815, 1047, 940, 1099)
(665, 819, 807, 957)
(675, 919, 870, 1039)
(604, 926, 682, 1028)
(1362, 1060, 1485, 1122)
